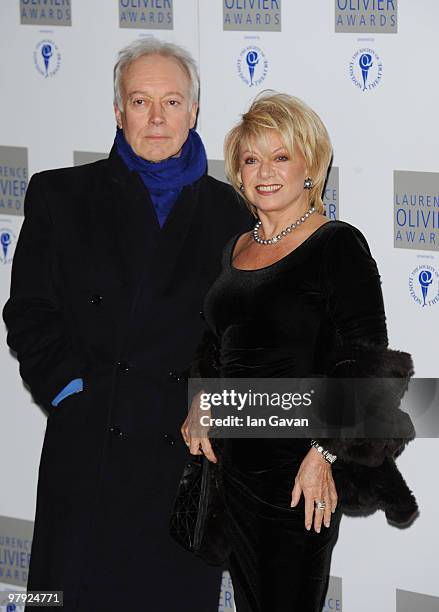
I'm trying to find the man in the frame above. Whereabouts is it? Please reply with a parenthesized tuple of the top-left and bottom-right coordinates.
(3, 38, 251, 611)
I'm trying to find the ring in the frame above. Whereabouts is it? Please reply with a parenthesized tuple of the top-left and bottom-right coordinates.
(315, 500, 326, 511)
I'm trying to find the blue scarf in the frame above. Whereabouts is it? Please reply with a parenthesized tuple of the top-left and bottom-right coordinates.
(115, 128, 207, 228)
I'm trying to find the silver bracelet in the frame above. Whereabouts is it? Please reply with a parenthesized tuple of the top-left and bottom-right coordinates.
(310, 439, 337, 464)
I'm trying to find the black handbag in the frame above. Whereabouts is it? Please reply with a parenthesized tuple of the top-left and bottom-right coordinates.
(169, 450, 231, 566)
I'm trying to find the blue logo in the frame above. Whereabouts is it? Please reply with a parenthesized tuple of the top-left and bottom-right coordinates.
(350, 48, 383, 92)
(237, 46, 268, 87)
(7, 604, 17, 612)
(409, 265, 439, 308)
(359, 52, 373, 90)
(41, 43, 53, 76)
(0, 228, 16, 264)
(419, 270, 433, 306)
(246, 50, 259, 85)
(34, 39, 61, 78)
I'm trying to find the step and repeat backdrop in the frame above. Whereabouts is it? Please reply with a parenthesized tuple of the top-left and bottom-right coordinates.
(0, 1, 438, 611)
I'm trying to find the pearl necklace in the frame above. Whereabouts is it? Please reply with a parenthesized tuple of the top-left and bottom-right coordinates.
(252, 206, 316, 245)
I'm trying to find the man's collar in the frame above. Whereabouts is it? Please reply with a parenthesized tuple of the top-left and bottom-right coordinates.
(107, 143, 132, 184)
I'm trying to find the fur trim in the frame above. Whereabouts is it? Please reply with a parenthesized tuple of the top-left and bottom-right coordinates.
(323, 346, 418, 526)
(334, 457, 419, 527)
(322, 346, 415, 466)
(329, 345, 414, 379)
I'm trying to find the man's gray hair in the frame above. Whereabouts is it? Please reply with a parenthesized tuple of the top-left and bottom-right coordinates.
(113, 38, 200, 111)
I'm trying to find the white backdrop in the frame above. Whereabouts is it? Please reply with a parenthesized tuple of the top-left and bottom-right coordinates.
(0, 1, 438, 611)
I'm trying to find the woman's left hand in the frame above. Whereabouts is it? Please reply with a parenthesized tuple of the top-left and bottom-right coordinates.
(290, 447, 338, 532)
(180, 391, 217, 463)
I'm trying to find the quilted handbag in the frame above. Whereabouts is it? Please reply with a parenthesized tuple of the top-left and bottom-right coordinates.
(169, 452, 230, 566)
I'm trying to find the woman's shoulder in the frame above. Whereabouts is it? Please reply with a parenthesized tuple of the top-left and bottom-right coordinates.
(320, 219, 367, 238)
(320, 220, 380, 283)
(321, 220, 372, 255)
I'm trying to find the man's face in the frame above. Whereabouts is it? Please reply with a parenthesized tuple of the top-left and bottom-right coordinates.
(114, 54, 198, 162)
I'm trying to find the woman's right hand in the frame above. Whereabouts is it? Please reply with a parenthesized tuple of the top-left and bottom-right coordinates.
(180, 391, 217, 463)
(290, 447, 338, 532)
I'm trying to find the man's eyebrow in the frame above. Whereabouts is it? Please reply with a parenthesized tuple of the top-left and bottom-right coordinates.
(127, 90, 186, 98)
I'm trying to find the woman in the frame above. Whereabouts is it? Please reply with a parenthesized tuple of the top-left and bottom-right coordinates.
(181, 92, 417, 611)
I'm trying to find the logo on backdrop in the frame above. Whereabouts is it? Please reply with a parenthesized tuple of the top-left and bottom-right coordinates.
(349, 48, 383, 92)
(408, 265, 439, 308)
(397, 588, 439, 611)
(208, 160, 228, 184)
(223, 0, 281, 31)
(0, 228, 17, 265)
(335, 0, 397, 33)
(394, 170, 439, 252)
(323, 166, 339, 220)
(33, 40, 61, 78)
(119, 0, 173, 29)
(237, 46, 268, 87)
(219, 571, 234, 611)
(0, 146, 28, 217)
(73, 151, 107, 166)
(20, 0, 72, 26)
(219, 570, 342, 611)
(0, 515, 33, 586)
(322, 576, 343, 611)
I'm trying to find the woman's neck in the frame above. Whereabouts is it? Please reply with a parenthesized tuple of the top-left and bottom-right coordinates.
(257, 200, 312, 239)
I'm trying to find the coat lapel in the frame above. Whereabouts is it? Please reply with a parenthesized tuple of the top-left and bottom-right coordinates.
(100, 146, 160, 289)
(148, 180, 201, 296)
(93, 146, 202, 314)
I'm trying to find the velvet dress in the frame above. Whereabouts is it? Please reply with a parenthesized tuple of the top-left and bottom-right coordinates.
(201, 220, 390, 612)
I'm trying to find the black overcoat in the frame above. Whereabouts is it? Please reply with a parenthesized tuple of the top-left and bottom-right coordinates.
(3, 147, 252, 611)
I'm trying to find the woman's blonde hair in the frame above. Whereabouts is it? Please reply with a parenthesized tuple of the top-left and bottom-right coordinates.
(224, 91, 333, 216)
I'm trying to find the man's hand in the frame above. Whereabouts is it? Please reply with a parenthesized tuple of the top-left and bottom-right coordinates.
(180, 391, 217, 463)
(290, 447, 338, 532)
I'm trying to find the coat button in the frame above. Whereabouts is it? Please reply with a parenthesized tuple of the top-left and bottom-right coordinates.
(90, 294, 102, 305)
(116, 360, 130, 373)
(109, 425, 122, 436)
(199, 310, 205, 319)
(163, 433, 175, 447)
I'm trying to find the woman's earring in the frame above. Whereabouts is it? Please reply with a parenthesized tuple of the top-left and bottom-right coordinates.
(239, 183, 245, 192)
(304, 177, 313, 190)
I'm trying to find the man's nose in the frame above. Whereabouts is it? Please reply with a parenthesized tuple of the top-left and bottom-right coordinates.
(149, 102, 165, 125)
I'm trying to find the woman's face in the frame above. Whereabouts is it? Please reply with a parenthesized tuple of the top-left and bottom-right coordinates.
(239, 130, 309, 215)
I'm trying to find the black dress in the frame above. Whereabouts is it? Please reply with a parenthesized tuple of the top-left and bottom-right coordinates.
(201, 220, 388, 612)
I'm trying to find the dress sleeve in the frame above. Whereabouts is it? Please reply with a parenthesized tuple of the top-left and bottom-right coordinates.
(188, 328, 220, 380)
(319, 224, 415, 466)
(184, 328, 220, 399)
